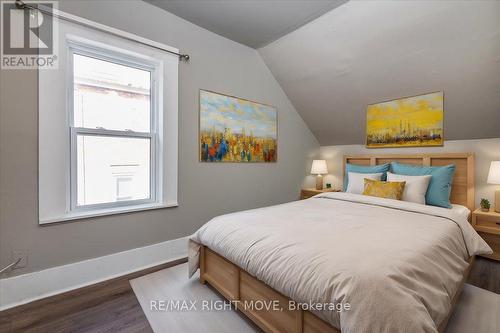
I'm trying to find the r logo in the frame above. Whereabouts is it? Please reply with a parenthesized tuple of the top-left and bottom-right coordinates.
(2, 1, 53, 54)
(1, 1, 58, 69)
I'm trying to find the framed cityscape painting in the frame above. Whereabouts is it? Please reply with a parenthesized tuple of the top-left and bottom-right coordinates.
(366, 91, 444, 148)
(199, 90, 277, 162)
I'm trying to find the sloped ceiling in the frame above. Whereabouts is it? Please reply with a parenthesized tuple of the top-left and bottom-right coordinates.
(259, 1, 500, 145)
(145, 0, 347, 48)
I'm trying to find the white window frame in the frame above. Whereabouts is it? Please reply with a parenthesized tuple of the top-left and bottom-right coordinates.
(67, 39, 162, 213)
(38, 12, 179, 225)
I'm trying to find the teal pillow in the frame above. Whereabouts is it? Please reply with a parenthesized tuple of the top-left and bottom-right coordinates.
(390, 162, 456, 208)
(344, 163, 390, 191)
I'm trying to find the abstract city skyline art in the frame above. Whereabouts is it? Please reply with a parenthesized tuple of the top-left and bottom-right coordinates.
(199, 90, 277, 162)
(366, 91, 444, 148)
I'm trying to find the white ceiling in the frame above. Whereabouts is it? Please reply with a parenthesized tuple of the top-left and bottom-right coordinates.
(145, 0, 347, 48)
(259, 0, 500, 145)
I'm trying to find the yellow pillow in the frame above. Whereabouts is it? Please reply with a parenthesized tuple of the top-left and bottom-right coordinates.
(362, 178, 406, 200)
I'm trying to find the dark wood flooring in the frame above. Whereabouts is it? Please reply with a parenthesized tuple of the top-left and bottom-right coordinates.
(0, 256, 498, 333)
(0, 258, 186, 333)
(467, 256, 500, 294)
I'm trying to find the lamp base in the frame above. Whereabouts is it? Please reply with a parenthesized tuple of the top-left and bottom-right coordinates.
(495, 189, 500, 213)
(316, 175, 323, 190)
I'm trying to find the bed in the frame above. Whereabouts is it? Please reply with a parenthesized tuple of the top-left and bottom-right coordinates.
(188, 153, 492, 333)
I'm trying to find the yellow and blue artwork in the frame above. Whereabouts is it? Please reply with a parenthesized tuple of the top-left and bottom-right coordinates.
(366, 91, 444, 148)
(199, 90, 277, 162)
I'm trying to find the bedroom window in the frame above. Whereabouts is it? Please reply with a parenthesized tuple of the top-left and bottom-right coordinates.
(38, 20, 179, 224)
(69, 48, 157, 210)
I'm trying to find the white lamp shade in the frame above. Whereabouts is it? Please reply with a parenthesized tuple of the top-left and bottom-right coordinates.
(487, 161, 500, 185)
(311, 160, 328, 175)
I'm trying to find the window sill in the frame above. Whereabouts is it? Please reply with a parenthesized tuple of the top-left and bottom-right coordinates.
(39, 201, 178, 225)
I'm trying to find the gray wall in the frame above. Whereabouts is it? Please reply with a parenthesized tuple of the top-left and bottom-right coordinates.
(0, 0, 319, 276)
(320, 138, 500, 208)
(259, 0, 500, 145)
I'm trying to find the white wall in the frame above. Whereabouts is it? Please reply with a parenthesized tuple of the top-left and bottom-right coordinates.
(320, 139, 500, 207)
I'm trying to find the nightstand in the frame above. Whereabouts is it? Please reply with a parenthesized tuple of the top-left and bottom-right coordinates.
(472, 209, 500, 261)
(300, 188, 340, 200)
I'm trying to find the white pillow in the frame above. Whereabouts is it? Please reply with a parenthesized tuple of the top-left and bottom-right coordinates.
(346, 172, 383, 194)
(386, 172, 431, 204)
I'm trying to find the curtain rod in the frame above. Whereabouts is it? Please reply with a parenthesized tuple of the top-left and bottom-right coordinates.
(15, 0, 190, 62)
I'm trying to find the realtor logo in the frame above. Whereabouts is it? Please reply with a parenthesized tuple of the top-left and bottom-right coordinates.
(1, 0, 58, 69)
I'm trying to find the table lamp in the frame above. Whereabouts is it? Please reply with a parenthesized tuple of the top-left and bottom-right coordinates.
(487, 161, 500, 213)
(311, 160, 328, 190)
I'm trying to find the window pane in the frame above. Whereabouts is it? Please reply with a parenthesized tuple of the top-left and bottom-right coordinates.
(76, 135, 150, 206)
(73, 54, 151, 132)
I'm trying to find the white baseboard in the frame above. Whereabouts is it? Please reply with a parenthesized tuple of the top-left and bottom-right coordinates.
(0, 236, 189, 311)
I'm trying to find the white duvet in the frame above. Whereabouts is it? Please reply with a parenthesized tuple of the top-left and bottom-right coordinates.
(188, 193, 491, 333)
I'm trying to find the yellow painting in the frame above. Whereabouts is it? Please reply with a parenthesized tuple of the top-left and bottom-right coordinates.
(366, 92, 444, 148)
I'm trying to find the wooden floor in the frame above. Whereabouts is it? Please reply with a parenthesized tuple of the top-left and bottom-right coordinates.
(467, 257, 500, 294)
(0, 256, 498, 333)
(0, 258, 186, 333)
(0, 277, 152, 333)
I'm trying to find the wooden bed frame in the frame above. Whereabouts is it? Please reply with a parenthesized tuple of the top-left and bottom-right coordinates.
(200, 153, 476, 333)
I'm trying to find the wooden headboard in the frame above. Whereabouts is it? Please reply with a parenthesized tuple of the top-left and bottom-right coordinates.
(343, 153, 475, 211)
